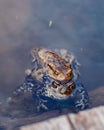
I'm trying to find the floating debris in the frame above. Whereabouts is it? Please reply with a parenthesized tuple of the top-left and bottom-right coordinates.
(49, 20, 53, 27)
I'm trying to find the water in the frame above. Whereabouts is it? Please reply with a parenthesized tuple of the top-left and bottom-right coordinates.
(0, 0, 104, 129)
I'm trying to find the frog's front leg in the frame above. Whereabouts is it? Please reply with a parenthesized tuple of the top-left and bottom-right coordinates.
(32, 68, 44, 82)
(32, 67, 48, 82)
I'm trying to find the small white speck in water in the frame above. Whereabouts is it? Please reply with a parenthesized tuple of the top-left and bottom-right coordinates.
(49, 20, 53, 27)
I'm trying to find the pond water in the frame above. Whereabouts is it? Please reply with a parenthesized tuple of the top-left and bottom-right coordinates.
(0, 0, 104, 129)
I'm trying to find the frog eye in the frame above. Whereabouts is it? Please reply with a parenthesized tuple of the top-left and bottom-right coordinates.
(67, 72, 72, 77)
(52, 81, 60, 88)
(54, 71, 59, 75)
(67, 73, 70, 76)
(69, 82, 76, 90)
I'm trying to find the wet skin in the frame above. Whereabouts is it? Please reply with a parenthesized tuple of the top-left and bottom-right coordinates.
(31, 48, 75, 96)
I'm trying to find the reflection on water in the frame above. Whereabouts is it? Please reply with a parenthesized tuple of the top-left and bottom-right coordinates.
(0, 0, 104, 128)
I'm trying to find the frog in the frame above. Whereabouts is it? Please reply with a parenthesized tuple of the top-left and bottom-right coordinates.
(31, 48, 72, 81)
(30, 48, 76, 97)
(0, 48, 89, 121)
(30, 48, 89, 111)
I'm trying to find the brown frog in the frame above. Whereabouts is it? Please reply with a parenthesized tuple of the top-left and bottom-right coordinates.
(31, 48, 73, 81)
(31, 48, 75, 97)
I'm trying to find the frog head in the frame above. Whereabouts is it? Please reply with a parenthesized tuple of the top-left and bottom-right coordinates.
(47, 63, 73, 81)
(31, 48, 73, 81)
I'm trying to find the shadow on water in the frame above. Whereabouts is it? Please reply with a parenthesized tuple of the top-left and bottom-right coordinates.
(0, 0, 104, 129)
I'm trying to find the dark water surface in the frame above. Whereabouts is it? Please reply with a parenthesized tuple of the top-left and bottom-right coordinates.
(0, 0, 104, 129)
